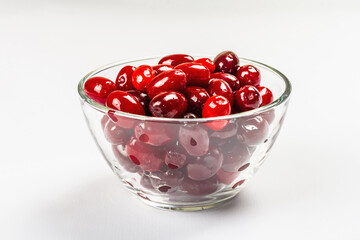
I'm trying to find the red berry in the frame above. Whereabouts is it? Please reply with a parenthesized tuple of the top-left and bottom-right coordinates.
(236, 65, 261, 87)
(202, 96, 231, 131)
(126, 90, 151, 115)
(132, 65, 155, 91)
(220, 143, 251, 172)
(84, 77, 117, 105)
(237, 116, 269, 145)
(126, 137, 164, 172)
(107, 110, 135, 129)
(152, 64, 174, 75)
(183, 86, 210, 117)
(149, 168, 184, 193)
(149, 91, 188, 118)
(106, 90, 145, 115)
(234, 85, 262, 112)
(207, 79, 234, 106)
(214, 51, 239, 74)
(165, 142, 187, 169)
(158, 54, 194, 67)
(147, 69, 187, 99)
(210, 72, 240, 91)
(194, 58, 215, 73)
(210, 121, 238, 140)
(115, 65, 136, 91)
(175, 62, 210, 87)
(216, 169, 240, 185)
(179, 124, 209, 157)
(134, 122, 177, 146)
(103, 119, 131, 145)
(112, 145, 140, 173)
(186, 146, 223, 181)
(257, 86, 274, 107)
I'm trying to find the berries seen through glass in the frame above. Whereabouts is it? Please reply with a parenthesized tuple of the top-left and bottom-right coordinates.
(84, 51, 277, 196)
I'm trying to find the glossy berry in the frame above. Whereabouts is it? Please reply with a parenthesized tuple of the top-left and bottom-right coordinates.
(202, 96, 232, 118)
(210, 72, 240, 91)
(84, 76, 117, 105)
(234, 85, 262, 112)
(103, 119, 131, 145)
(152, 64, 174, 75)
(180, 177, 218, 196)
(183, 113, 197, 119)
(115, 65, 136, 91)
(134, 122, 177, 146)
(147, 69, 187, 99)
(183, 86, 210, 117)
(236, 65, 261, 87)
(106, 90, 145, 115)
(257, 86, 274, 107)
(149, 91, 188, 118)
(220, 143, 251, 172)
(216, 169, 240, 185)
(126, 90, 150, 115)
(165, 142, 187, 169)
(175, 62, 210, 87)
(237, 116, 269, 145)
(126, 137, 164, 172)
(149, 169, 184, 193)
(132, 65, 155, 91)
(186, 146, 223, 181)
(158, 54, 194, 67)
(202, 95, 231, 131)
(194, 58, 215, 73)
(179, 124, 209, 157)
(207, 79, 234, 105)
(112, 144, 140, 173)
(214, 51, 239, 75)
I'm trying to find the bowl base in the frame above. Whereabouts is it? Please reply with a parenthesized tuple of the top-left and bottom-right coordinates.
(137, 194, 237, 211)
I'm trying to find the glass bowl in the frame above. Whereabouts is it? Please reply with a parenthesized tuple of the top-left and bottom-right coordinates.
(77, 56, 291, 211)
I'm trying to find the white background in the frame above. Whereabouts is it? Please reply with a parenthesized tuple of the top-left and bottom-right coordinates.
(1, 0, 360, 239)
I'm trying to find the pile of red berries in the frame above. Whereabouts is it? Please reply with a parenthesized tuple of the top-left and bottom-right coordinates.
(84, 51, 275, 196)
(84, 51, 274, 127)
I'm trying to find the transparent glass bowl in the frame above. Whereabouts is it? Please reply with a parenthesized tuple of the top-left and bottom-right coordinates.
(78, 56, 291, 211)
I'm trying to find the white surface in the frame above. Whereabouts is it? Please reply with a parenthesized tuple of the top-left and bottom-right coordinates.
(1, 0, 360, 239)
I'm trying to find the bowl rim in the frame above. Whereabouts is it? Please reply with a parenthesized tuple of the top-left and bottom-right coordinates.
(78, 56, 292, 123)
